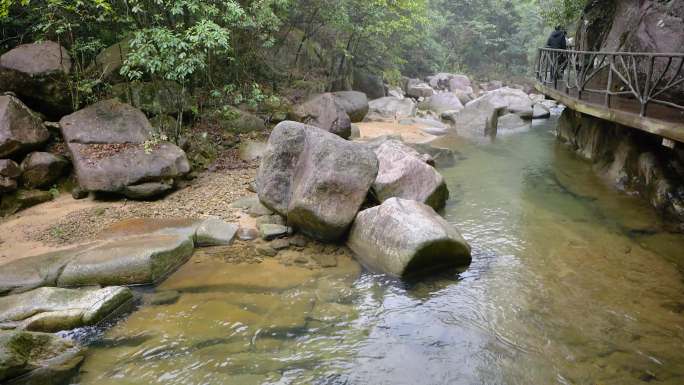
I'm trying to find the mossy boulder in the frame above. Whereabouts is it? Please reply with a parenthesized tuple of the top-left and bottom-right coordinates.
(0, 330, 83, 384)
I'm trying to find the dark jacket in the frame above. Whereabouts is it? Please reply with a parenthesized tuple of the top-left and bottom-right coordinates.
(546, 30, 567, 50)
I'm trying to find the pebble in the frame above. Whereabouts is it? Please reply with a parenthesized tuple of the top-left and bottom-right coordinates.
(237, 228, 259, 241)
(256, 244, 278, 257)
(259, 224, 290, 241)
(270, 239, 290, 250)
(289, 234, 309, 247)
(313, 254, 338, 268)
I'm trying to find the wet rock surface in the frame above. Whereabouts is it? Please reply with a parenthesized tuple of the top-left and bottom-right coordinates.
(348, 198, 471, 277)
(0, 218, 240, 294)
(0, 286, 133, 332)
(0, 330, 83, 385)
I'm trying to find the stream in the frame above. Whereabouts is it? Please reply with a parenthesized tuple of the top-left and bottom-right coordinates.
(72, 116, 684, 385)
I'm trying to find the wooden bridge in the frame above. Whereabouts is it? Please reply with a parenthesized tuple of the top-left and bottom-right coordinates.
(534, 48, 684, 144)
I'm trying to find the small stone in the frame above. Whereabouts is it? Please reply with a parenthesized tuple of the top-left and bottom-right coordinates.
(259, 224, 289, 241)
(289, 234, 309, 247)
(247, 181, 257, 192)
(248, 201, 274, 217)
(195, 218, 238, 246)
(71, 186, 89, 200)
(294, 254, 310, 264)
(270, 239, 290, 250)
(146, 290, 180, 306)
(237, 227, 259, 241)
(255, 214, 286, 227)
(256, 244, 278, 257)
(313, 253, 338, 268)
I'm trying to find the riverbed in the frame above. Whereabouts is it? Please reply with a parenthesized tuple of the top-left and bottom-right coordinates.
(72, 117, 684, 385)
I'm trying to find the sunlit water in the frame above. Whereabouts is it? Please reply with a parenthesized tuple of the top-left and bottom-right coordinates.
(74, 117, 684, 385)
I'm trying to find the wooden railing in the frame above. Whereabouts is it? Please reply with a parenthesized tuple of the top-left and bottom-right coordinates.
(535, 48, 684, 119)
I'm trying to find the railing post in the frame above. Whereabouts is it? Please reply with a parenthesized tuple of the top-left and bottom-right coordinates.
(606, 55, 613, 108)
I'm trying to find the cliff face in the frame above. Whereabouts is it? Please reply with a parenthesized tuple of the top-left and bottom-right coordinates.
(558, 109, 684, 230)
(576, 0, 684, 53)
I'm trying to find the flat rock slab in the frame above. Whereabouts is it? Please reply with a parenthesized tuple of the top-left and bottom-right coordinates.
(0, 286, 133, 332)
(0, 217, 238, 294)
(0, 330, 83, 385)
(347, 198, 471, 278)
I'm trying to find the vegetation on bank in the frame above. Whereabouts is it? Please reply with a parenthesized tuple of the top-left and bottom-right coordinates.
(0, 0, 585, 168)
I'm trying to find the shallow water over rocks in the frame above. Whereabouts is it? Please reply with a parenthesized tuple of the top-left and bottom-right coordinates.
(74, 118, 684, 385)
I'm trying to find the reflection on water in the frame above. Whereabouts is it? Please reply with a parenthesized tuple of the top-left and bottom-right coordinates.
(75, 118, 684, 385)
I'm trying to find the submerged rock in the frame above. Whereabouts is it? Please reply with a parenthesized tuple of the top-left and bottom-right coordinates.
(290, 93, 352, 139)
(347, 198, 471, 277)
(371, 139, 449, 210)
(0, 330, 83, 385)
(0, 96, 50, 158)
(256, 121, 378, 241)
(0, 286, 133, 332)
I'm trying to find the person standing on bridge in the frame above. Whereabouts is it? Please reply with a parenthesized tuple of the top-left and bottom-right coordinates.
(546, 26, 568, 79)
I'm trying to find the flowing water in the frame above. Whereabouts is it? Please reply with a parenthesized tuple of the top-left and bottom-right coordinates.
(73, 117, 684, 385)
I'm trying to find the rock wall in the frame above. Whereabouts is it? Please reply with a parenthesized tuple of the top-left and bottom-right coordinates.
(558, 109, 684, 229)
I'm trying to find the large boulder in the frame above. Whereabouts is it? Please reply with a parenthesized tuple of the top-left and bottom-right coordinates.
(0, 330, 83, 385)
(216, 106, 266, 133)
(0, 189, 53, 216)
(0, 96, 50, 158)
(59, 99, 190, 198)
(406, 80, 434, 98)
(290, 93, 352, 139)
(347, 198, 471, 277)
(92, 38, 131, 80)
(20, 152, 69, 189)
(370, 139, 449, 210)
(332, 91, 369, 122)
(353, 69, 386, 100)
(446, 97, 507, 137)
(479, 87, 534, 118)
(448, 75, 473, 92)
(0, 42, 73, 118)
(256, 121, 378, 241)
(422, 92, 464, 115)
(0, 160, 20, 193)
(366, 97, 417, 121)
(0, 287, 133, 332)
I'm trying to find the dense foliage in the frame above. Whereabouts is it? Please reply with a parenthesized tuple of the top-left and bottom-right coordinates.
(0, 0, 586, 118)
